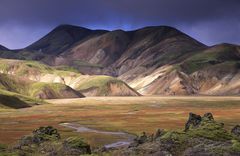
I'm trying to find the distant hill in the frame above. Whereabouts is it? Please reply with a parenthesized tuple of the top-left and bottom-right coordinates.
(0, 59, 140, 97)
(0, 25, 240, 95)
(0, 89, 43, 109)
(0, 45, 8, 51)
(0, 73, 84, 99)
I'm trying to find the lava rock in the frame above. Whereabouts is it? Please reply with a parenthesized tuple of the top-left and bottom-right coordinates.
(129, 132, 148, 147)
(185, 113, 202, 131)
(32, 126, 60, 144)
(154, 129, 165, 140)
(203, 112, 214, 121)
(231, 125, 240, 137)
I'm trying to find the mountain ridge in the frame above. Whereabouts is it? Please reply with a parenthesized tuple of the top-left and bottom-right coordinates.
(0, 24, 239, 95)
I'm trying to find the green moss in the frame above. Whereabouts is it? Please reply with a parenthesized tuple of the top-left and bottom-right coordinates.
(0, 59, 53, 76)
(0, 74, 26, 93)
(181, 45, 238, 74)
(0, 144, 6, 152)
(65, 137, 89, 149)
(0, 59, 83, 100)
(160, 131, 188, 144)
(0, 73, 70, 100)
(231, 140, 240, 152)
(64, 137, 91, 154)
(29, 82, 67, 97)
(0, 89, 44, 109)
(0, 152, 19, 156)
(187, 120, 232, 141)
(181, 52, 220, 74)
(77, 75, 122, 95)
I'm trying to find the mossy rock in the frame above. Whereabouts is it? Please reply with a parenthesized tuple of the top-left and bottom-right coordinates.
(231, 140, 240, 152)
(32, 126, 61, 143)
(0, 144, 6, 152)
(187, 120, 232, 141)
(160, 131, 189, 144)
(64, 137, 91, 154)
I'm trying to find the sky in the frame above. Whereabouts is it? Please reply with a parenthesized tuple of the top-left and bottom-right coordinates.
(0, 0, 239, 49)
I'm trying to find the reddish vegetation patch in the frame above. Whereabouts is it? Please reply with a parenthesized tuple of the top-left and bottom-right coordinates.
(1, 97, 240, 146)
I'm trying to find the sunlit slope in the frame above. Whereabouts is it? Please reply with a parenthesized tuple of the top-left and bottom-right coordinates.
(0, 73, 84, 99)
(0, 89, 43, 109)
(127, 44, 240, 95)
(0, 59, 140, 96)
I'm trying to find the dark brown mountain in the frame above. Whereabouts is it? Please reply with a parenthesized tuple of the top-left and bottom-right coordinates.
(34, 25, 206, 76)
(25, 24, 108, 55)
(0, 45, 8, 51)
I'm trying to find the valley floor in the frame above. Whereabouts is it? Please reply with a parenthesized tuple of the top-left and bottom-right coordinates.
(1, 96, 240, 148)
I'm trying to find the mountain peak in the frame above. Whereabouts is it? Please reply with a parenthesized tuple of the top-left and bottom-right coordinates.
(0, 45, 8, 51)
(53, 24, 91, 32)
(25, 24, 107, 55)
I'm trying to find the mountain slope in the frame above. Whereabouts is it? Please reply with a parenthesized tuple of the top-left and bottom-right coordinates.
(0, 73, 84, 99)
(52, 26, 206, 76)
(0, 45, 8, 51)
(0, 59, 140, 96)
(25, 25, 108, 55)
(0, 25, 240, 95)
(0, 89, 43, 109)
(130, 44, 240, 95)
(76, 75, 141, 96)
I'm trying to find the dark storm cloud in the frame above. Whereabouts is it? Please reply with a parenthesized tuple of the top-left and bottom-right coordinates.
(0, 0, 239, 48)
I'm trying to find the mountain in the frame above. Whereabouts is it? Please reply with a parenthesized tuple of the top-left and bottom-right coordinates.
(0, 89, 42, 109)
(25, 24, 108, 55)
(0, 25, 240, 95)
(0, 73, 84, 99)
(0, 45, 8, 51)
(51, 26, 206, 75)
(0, 58, 140, 97)
(129, 43, 240, 95)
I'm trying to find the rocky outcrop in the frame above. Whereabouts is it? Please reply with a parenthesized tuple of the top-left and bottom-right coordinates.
(185, 112, 202, 131)
(14, 126, 91, 156)
(231, 125, 240, 138)
(111, 113, 240, 156)
(18, 126, 61, 147)
(2, 113, 240, 156)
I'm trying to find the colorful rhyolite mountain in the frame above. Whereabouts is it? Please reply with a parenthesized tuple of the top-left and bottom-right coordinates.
(0, 24, 240, 96)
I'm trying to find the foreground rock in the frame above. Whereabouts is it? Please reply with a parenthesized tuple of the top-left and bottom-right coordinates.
(13, 126, 91, 156)
(1, 113, 240, 156)
(111, 113, 240, 156)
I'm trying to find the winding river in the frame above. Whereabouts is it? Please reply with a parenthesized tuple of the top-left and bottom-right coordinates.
(60, 123, 135, 148)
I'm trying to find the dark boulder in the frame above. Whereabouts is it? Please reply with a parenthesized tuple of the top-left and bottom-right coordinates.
(32, 126, 61, 144)
(18, 126, 61, 148)
(129, 132, 148, 147)
(185, 113, 202, 131)
(154, 129, 165, 140)
(203, 112, 214, 121)
(137, 132, 148, 144)
(231, 125, 240, 137)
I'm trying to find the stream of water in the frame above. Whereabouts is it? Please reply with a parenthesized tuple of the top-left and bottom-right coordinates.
(59, 123, 135, 148)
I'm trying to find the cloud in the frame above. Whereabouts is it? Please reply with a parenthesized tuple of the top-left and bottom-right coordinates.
(0, 0, 239, 48)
